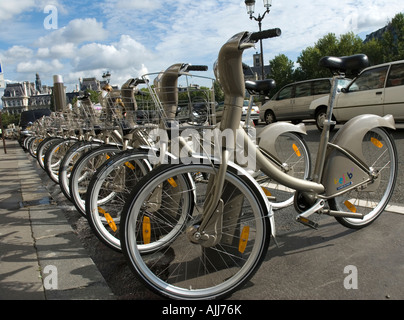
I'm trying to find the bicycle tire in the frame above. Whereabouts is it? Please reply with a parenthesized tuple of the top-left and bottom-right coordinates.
(37, 137, 63, 170)
(59, 140, 102, 201)
(329, 127, 397, 229)
(44, 138, 77, 183)
(69, 144, 122, 217)
(258, 131, 311, 209)
(120, 161, 271, 300)
(86, 149, 153, 251)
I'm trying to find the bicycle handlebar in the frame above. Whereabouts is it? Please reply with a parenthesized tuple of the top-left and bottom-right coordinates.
(184, 65, 208, 72)
(249, 28, 282, 41)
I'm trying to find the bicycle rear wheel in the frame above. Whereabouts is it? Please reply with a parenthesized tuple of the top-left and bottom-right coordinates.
(258, 132, 311, 209)
(121, 162, 271, 300)
(329, 127, 397, 229)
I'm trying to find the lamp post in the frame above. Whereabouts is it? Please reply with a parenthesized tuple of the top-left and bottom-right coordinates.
(244, 0, 272, 80)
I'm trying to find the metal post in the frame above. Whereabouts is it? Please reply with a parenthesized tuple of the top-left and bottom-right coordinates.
(0, 111, 6, 154)
(53, 75, 66, 112)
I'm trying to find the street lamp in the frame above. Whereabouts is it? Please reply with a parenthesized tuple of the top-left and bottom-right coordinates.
(244, 0, 272, 80)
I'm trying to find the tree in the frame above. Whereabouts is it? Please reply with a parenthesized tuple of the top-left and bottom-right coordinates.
(268, 54, 295, 95)
(1, 112, 20, 127)
(381, 13, 404, 62)
(362, 38, 384, 65)
(296, 32, 365, 79)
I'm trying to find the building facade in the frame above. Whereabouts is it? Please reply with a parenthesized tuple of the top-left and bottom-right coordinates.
(1, 74, 52, 115)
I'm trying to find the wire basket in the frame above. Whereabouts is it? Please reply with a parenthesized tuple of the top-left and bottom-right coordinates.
(143, 70, 216, 130)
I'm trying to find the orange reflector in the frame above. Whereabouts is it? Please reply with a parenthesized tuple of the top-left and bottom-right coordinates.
(262, 187, 272, 197)
(142, 216, 151, 244)
(98, 207, 117, 232)
(125, 161, 135, 170)
(167, 177, 177, 188)
(344, 200, 357, 213)
(371, 137, 383, 148)
(238, 226, 250, 253)
(106, 155, 110, 160)
(293, 144, 301, 157)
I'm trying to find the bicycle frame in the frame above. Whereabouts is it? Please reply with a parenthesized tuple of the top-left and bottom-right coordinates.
(201, 30, 396, 236)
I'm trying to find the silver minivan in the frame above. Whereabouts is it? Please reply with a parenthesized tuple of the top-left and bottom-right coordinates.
(310, 60, 404, 131)
(259, 78, 332, 124)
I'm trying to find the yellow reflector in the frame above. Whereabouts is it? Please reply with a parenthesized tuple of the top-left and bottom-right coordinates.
(371, 137, 383, 148)
(125, 161, 135, 170)
(104, 213, 117, 232)
(292, 144, 301, 157)
(98, 207, 117, 232)
(106, 154, 110, 160)
(262, 187, 272, 197)
(167, 177, 178, 188)
(54, 147, 60, 153)
(238, 226, 250, 253)
(142, 216, 151, 244)
(344, 200, 357, 213)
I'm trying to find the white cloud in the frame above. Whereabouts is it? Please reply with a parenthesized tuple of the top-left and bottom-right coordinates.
(0, 46, 34, 64)
(35, 18, 108, 47)
(16, 59, 63, 73)
(37, 43, 76, 59)
(114, 0, 164, 11)
(0, 0, 35, 21)
(0, 0, 65, 21)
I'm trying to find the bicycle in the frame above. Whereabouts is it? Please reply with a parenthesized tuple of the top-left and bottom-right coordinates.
(119, 28, 397, 300)
(85, 63, 311, 252)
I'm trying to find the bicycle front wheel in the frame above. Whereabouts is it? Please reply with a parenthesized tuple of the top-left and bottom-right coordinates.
(70, 144, 122, 217)
(121, 162, 271, 300)
(86, 149, 152, 252)
(330, 127, 397, 229)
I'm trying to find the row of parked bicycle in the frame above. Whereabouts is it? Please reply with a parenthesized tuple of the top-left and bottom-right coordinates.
(19, 27, 397, 300)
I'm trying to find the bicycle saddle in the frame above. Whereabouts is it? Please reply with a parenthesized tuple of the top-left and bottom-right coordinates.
(245, 79, 276, 96)
(319, 54, 369, 74)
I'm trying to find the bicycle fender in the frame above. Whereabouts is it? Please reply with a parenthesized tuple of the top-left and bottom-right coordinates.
(322, 114, 395, 196)
(258, 122, 307, 158)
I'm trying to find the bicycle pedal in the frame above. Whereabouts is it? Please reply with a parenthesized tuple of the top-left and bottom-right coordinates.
(297, 216, 318, 229)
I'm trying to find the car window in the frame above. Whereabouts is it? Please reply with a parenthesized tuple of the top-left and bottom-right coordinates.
(386, 63, 404, 87)
(349, 66, 389, 92)
(313, 80, 331, 95)
(277, 86, 293, 100)
(295, 82, 312, 98)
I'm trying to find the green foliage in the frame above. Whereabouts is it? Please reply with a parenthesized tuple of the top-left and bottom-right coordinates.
(1, 112, 20, 127)
(268, 54, 295, 94)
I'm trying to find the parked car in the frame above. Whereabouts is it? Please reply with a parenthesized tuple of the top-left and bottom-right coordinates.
(215, 100, 260, 125)
(310, 60, 404, 131)
(259, 78, 351, 125)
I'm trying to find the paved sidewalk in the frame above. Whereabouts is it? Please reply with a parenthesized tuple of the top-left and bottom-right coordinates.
(0, 139, 114, 300)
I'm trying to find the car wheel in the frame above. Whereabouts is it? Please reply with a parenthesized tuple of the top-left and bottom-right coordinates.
(315, 108, 335, 132)
(265, 110, 276, 125)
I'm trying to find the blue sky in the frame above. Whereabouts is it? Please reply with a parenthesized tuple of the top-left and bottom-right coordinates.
(0, 0, 403, 96)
